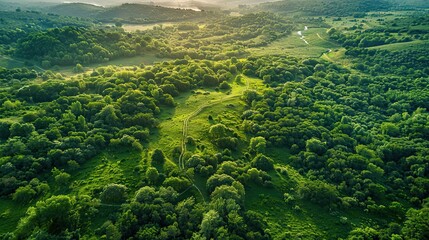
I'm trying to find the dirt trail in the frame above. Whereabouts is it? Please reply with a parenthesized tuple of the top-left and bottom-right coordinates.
(297, 26, 309, 45)
(178, 78, 251, 202)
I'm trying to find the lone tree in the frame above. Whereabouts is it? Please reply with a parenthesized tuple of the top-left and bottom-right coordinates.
(146, 167, 159, 185)
(100, 183, 128, 204)
(13, 186, 36, 204)
(151, 149, 166, 164)
(249, 136, 266, 154)
(251, 154, 274, 171)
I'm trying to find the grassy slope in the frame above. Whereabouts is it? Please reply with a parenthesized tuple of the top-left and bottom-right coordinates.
(47, 3, 104, 18)
(0, 199, 28, 233)
(249, 27, 340, 58)
(368, 39, 429, 51)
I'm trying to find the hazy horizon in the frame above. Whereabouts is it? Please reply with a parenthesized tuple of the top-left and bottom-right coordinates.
(0, 0, 277, 8)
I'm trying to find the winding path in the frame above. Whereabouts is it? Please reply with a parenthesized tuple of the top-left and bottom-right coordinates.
(178, 94, 239, 169)
(178, 78, 251, 202)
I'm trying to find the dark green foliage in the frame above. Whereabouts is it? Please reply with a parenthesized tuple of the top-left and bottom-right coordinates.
(249, 136, 266, 153)
(12, 185, 36, 204)
(298, 180, 339, 206)
(95, 4, 209, 24)
(15, 26, 155, 66)
(305, 138, 327, 155)
(260, 0, 391, 16)
(47, 3, 104, 18)
(100, 184, 128, 204)
(0, 121, 11, 139)
(0, 10, 92, 44)
(15, 195, 98, 238)
(151, 149, 166, 164)
(401, 203, 429, 240)
(251, 154, 274, 171)
(206, 174, 235, 193)
(117, 186, 201, 239)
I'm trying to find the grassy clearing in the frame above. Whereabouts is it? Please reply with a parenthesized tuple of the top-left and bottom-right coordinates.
(325, 11, 418, 31)
(0, 199, 28, 233)
(0, 55, 45, 71)
(246, 145, 390, 239)
(149, 77, 263, 161)
(0, 55, 25, 69)
(368, 40, 429, 51)
(121, 23, 176, 32)
(185, 77, 265, 153)
(322, 48, 354, 67)
(249, 28, 340, 58)
(57, 53, 169, 76)
(148, 88, 233, 160)
(70, 148, 144, 197)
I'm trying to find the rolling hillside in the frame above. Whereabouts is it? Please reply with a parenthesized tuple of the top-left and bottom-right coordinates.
(47, 3, 105, 18)
(46, 3, 212, 23)
(259, 0, 391, 16)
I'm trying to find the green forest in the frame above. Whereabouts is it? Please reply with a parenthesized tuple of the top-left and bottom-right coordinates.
(0, 0, 428, 239)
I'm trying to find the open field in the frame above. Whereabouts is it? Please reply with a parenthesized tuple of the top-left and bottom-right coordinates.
(325, 11, 416, 30)
(120, 22, 176, 32)
(56, 53, 169, 76)
(249, 27, 340, 58)
(368, 39, 429, 51)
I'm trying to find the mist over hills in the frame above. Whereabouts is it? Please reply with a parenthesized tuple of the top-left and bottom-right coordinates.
(0, 0, 276, 9)
(1, 0, 427, 13)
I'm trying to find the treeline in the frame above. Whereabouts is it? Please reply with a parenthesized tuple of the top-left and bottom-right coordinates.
(47, 3, 214, 24)
(327, 15, 429, 77)
(150, 12, 294, 60)
(345, 48, 429, 77)
(327, 28, 415, 48)
(0, 10, 94, 45)
(14, 26, 156, 66)
(95, 3, 212, 24)
(5, 12, 293, 66)
(259, 0, 391, 17)
(0, 67, 38, 85)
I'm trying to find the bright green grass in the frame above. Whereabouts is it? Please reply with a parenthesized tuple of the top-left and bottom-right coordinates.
(70, 147, 145, 197)
(322, 48, 354, 67)
(246, 147, 391, 240)
(249, 28, 340, 58)
(67, 147, 149, 231)
(121, 23, 176, 32)
(148, 77, 260, 161)
(368, 40, 429, 51)
(184, 77, 264, 153)
(0, 199, 28, 233)
(0, 116, 22, 123)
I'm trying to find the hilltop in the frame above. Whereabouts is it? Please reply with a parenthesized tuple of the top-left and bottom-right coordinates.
(45, 3, 213, 23)
(47, 3, 105, 18)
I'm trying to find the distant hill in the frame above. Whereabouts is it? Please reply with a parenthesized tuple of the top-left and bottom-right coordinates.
(389, 0, 429, 8)
(46, 3, 211, 23)
(258, 0, 391, 16)
(154, 1, 221, 11)
(47, 3, 104, 18)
